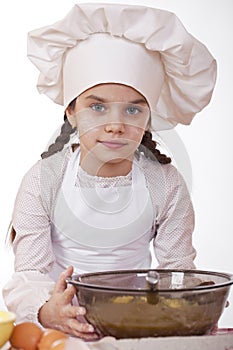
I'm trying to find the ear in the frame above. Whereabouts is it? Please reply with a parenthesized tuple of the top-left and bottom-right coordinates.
(65, 106, 77, 128)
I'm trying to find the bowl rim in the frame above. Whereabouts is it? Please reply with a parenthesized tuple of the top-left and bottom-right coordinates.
(67, 268, 233, 293)
(0, 310, 16, 324)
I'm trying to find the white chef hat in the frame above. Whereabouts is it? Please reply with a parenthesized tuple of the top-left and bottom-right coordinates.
(27, 3, 217, 131)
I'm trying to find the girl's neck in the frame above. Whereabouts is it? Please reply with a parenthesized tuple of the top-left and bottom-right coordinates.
(79, 153, 133, 177)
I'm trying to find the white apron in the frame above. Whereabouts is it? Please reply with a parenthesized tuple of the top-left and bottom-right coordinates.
(50, 149, 154, 280)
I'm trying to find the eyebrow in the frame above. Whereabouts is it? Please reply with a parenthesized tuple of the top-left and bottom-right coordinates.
(85, 94, 147, 105)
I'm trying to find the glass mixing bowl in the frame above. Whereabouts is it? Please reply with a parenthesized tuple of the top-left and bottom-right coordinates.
(67, 269, 233, 338)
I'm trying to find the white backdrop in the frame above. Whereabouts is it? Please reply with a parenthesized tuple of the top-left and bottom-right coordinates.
(0, 0, 232, 327)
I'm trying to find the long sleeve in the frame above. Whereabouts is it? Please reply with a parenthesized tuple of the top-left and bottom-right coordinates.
(153, 164, 196, 269)
(11, 161, 55, 272)
(3, 271, 55, 325)
(142, 156, 196, 269)
(2, 150, 68, 323)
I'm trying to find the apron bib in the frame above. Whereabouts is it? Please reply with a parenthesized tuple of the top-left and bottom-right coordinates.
(50, 149, 154, 279)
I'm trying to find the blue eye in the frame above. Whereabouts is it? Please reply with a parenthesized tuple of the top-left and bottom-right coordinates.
(126, 106, 141, 115)
(90, 103, 105, 112)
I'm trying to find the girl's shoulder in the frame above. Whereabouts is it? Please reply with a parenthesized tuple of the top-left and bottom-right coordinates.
(16, 148, 71, 215)
(19, 147, 71, 192)
(137, 153, 188, 192)
(138, 152, 179, 177)
(40, 147, 71, 177)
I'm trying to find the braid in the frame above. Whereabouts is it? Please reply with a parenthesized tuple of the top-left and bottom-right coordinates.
(41, 117, 76, 159)
(139, 130, 171, 164)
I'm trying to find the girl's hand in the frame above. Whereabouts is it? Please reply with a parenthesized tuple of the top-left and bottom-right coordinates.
(38, 266, 99, 340)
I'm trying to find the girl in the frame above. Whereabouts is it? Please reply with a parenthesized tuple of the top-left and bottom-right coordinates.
(3, 3, 217, 339)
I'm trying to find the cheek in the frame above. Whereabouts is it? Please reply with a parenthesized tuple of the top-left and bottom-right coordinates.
(79, 129, 99, 146)
(77, 116, 104, 137)
(127, 125, 145, 142)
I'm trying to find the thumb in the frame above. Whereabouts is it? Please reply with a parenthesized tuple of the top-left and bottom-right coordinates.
(53, 266, 74, 294)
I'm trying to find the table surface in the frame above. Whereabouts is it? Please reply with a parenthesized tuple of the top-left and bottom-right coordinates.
(2, 329, 233, 350)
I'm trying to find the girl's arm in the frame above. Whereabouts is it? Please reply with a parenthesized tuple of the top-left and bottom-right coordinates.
(153, 164, 196, 269)
(3, 268, 97, 339)
(3, 159, 97, 339)
(3, 160, 56, 324)
(3, 270, 55, 325)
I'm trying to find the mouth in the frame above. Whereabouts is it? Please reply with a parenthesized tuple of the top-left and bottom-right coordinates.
(98, 140, 128, 149)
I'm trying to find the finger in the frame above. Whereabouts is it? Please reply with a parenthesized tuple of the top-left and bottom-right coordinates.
(60, 304, 86, 318)
(71, 330, 100, 341)
(67, 318, 95, 334)
(65, 265, 74, 277)
(53, 266, 74, 294)
(62, 284, 77, 303)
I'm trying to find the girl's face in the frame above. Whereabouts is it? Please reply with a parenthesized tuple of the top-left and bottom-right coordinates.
(66, 83, 150, 176)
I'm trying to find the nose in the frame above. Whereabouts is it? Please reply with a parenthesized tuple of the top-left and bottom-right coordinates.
(105, 121, 125, 134)
(104, 107, 125, 134)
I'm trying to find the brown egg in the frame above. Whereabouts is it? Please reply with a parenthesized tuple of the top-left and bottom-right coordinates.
(10, 322, 43, 350)
(37, 329, 68, 350)
(49, 338, 67, 350)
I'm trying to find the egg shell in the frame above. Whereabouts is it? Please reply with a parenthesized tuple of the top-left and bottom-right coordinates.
(37, 329, 68, 350)
(10, 322, 43, 350)
(49, 338, 67, 350)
